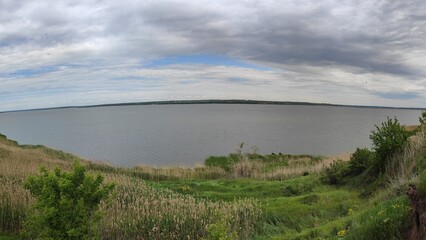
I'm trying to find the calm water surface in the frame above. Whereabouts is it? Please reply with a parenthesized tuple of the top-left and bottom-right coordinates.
(0, 104, 421, 167)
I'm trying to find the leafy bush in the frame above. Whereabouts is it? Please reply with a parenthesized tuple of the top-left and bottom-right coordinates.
(346, 197, 411, 240)
(369, 117, 410, 174)
(205, 156, 232, 171)
(205, 155, 239, 172)
(321, 160, 349, 185)
(23, 162, 114, 239)
(348, 148, 374, 175)
(203, 220, 238, 240)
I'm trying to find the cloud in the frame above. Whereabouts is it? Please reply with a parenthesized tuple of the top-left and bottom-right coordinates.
(0, 0, 425, 111)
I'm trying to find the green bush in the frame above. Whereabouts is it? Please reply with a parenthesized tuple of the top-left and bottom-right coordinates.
(205, 156, 233, 171)
(22, 162, 114, 239)
(369, 117, 410, 174)
(321, 160, 349, 185)
(348, 148, 374, 175)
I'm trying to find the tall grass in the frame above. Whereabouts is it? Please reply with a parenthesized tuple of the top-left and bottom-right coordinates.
(0, 134, 262, 239)
(386, 129, 426, 189)
(98, 174, 261, 239)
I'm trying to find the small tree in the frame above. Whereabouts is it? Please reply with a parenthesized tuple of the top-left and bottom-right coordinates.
(23, 162, 114, 239)
(369, 117, 410, 174)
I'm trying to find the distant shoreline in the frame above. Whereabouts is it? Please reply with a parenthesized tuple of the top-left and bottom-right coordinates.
(1, 99, 424, 113)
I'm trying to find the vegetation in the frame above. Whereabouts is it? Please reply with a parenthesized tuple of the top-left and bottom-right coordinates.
(369, 117, 411, 174)
(0, 134, 261, 239)
(0, 112, 425, 239)
(22, 163, 114, 239)
(347, 148, 374, 176)
(419, 110, 426, 126)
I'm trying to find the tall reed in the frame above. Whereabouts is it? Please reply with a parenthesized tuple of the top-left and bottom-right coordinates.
(97, 174, 261, 239)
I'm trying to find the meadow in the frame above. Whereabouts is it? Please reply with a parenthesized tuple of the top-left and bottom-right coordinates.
(0, 116, 425, 239)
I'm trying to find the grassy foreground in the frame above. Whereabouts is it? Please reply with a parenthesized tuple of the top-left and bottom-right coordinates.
(0, 124, 425, 239)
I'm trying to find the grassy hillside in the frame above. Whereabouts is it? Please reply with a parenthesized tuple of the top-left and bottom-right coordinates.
(0, 121, 425, 239)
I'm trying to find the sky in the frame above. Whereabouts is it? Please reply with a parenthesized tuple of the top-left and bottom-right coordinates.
(1, 0, 425, 112)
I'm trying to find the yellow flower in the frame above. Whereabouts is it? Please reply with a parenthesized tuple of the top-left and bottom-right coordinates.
(337, 229, 347, 237)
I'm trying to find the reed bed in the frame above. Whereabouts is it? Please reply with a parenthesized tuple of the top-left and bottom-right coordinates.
(131, 165, 227, 181)
(130, 154, 341, 181)
(98, 174, 261, 239)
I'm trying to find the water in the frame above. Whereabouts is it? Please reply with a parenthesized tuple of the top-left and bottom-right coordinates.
(0, 104, 421, 167)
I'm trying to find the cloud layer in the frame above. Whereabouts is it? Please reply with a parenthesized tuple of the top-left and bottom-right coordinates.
(1, 0, 425, 111)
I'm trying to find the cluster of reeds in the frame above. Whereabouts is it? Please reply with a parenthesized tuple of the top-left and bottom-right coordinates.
(0, 177, 32, 233)
(97, 174, 262, 239)
(227, 153, 333, 180)
(130, 165, 227, 181)
(131, 157, 328, 181)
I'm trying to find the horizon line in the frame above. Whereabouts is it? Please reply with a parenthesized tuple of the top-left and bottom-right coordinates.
(1, 99, 424, 114)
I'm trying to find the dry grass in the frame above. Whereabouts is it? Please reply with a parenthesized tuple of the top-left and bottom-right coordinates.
(227, 152, 351, 180)
(131, 164, 227, 180)
(0, 134, 262, 239)
(387, 128, 426, 191)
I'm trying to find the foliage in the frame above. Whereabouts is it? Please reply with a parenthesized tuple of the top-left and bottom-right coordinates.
(346, 197, 411, 240)
(22, 162, 114, 240)
(348, 148, 374, 175)
(205, 156, 238, 172)
(321, 160, 349, 185)
(369, 117, 410, 174)
(419, 110, 426, 126)
(203, 217, 238, 240)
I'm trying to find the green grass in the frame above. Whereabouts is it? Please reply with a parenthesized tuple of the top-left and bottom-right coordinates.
(148, 174, 366, 239)
(0, 235, 19, 240)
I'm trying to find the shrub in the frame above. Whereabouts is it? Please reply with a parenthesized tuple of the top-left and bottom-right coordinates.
(369, 117, 410, 174)
(348, 148, 374, 175)
(22, 162, 114, 239)
(321, 160, 349, 185)
(203, 220, 238, 240)
(205, 156, 233, 171)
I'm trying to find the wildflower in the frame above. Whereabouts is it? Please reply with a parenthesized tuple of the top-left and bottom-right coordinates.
(337, 229, 347, 237)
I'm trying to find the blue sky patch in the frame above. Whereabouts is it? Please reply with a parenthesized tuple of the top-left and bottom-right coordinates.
(376, 92, 419, 100)
(9, 65, 60, 77)
(227, 77, 250, 83)
(145, 54, 270, 70)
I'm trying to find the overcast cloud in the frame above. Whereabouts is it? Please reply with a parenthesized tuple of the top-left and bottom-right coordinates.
(0, 0, 425, 111)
